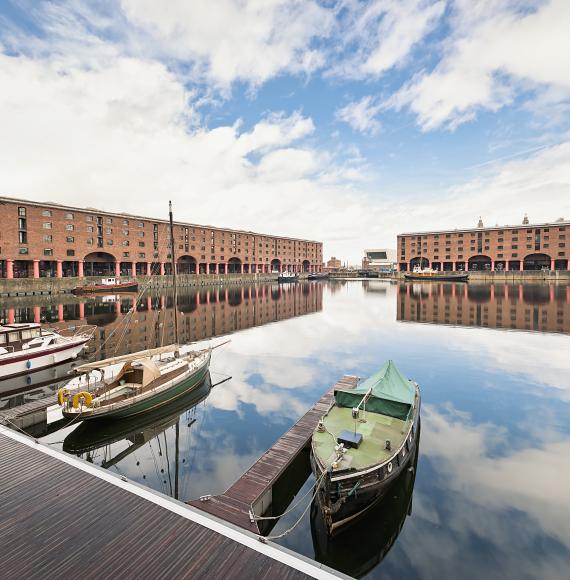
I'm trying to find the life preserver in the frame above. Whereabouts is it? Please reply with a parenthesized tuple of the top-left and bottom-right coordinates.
(57, 388, 70, 406)
(72, 391, 93, 409)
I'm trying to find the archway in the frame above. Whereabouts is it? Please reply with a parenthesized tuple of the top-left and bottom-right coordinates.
(410, 257, 429, 270)
(228, 257, 242, 274)
(523, 253, 551, 271)
(302, 260, 310, 272)
(468, 255, 492, 271)
(555, 259, 568, 270)
(271, 259, 281, 272)
(177, 255, 197, 275)
(84, 252, 116, 276)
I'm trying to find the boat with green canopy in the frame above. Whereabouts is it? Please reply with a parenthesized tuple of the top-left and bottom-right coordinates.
(310, 360, 420, 533)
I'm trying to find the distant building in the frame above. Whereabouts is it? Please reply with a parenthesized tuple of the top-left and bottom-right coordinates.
(325, 256, 342, 272)
(362, 249, 397, 272)
(397, 216, 569, 272)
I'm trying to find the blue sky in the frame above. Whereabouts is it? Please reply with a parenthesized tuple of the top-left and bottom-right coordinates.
(1, 0, 569, 262)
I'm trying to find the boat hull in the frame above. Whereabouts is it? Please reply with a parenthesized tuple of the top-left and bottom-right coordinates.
(0, 339, 88, 380)
(62, 353, 210, 421)
(71, 282, 139, 294)
(278, 276, 299, 283)
(404, 273, 468, 282)
(311, 399, 420, 534)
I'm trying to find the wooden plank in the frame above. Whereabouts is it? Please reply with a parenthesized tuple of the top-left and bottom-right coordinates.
(190, 375, 359, 532)
(0, 431, 318, 580)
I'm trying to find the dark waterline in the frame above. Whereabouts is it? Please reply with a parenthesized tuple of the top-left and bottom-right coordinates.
(4, 280, 570, 579)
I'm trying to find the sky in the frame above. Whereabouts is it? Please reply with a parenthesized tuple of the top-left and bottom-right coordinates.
(0, 0, 569, 263)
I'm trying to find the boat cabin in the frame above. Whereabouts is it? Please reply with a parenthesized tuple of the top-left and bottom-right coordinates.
(0, 323, 46, 353)
(101, 277, 119, 286)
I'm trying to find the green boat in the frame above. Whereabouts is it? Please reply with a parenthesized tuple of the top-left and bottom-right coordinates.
(310, 360, 420, 534)
(60, 345, 211, 421)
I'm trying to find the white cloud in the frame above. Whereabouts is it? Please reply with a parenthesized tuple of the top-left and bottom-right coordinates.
(388, 0, 570, 130)
(336, 96, 383, 135)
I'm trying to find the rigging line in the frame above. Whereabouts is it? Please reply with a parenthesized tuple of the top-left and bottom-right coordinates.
(148, 439, 167, 495)
(183, 398, 209, 500)
(163, 429, 173, 498)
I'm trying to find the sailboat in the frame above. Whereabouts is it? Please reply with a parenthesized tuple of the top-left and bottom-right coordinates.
(58, 202, 214, 421)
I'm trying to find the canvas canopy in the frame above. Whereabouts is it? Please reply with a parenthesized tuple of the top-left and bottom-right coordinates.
(334, 360, 415, 420)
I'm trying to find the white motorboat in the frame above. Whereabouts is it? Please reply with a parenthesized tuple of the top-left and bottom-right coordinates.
(0, 323, 96, 379)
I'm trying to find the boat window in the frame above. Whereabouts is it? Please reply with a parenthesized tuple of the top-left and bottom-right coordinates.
(0, 334, 6, 345)
(21, 330, 34, 340)
(8, 332, 19, 342)
(31, 328, 40, 338)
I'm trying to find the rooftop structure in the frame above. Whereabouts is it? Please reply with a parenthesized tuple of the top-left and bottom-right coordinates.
(362, 249, 396, 272)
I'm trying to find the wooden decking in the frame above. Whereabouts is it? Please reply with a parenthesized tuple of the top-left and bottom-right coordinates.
(0, 393, 58, 428)
(0, 426, 344, 580)
(189, 375, 359, 533)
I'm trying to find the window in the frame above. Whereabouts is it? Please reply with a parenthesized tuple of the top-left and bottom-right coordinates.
(18, 217, 26, 230)
(43, 222, 52, 229)
(123, 252, 130, 258)
(106, 217, 113, 224)
(139, 253, 145, 258)
(138, 222, 144, 228)
(66, 224, 74, 231)
(42, 210, 52, 217)
(42, 235, 52, 242)
(86, 238, 93, 245)
(123, 240, 130, 246)
(18, 207, 26, 217)
(87, 226, 94, 232)
(123, 219, 129, 225)
(66, 236, 74, 243)
(107, 240, 113, 246)
(123, 230, 129, 236)
(512, 253, 518, 257)
(560, 243, 566, 248)
(86, 215, 93, 222)
(105, 228, 112, 235)
(19, 231, 28, 244)
(65, 212, 74, 219)
(67, 249, 75, 256)
(138, 231, 144, 237)
(19, 247, 28, 254)
(43, 248, 53, 256)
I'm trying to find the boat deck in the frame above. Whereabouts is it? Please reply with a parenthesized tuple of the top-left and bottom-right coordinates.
(0, 426, 342, 579)
(189, 375, 360, 533)
(313, 407, 407, 471)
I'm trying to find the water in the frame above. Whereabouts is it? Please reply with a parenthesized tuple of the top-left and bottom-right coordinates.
(4, 280, 570, 579)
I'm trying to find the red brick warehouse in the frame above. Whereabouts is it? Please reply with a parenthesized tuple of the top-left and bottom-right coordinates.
(0, 196, 323, 279)
(397, 216, 569, 272)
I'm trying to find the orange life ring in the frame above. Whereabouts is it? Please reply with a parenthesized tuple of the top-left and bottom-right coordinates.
(57, 388, 70, 406)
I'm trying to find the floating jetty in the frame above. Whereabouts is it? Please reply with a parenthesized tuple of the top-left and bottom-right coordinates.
(0, 425, 345, 580)
(190, 375, 359, 534)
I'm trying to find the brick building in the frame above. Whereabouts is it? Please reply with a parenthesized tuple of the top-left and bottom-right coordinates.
(325, 257, 342, 272)
(0, 196, 323, 279)
(397, 216, 569, 272)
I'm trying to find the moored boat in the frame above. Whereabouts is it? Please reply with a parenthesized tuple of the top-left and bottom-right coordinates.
(308, 272, 330, 280)
(278, 271, 299, 283)
(404, 266, 468, 282)
(310, 360, 420, 534)
(0, 323, 95, 380)
(72, 277, 138, 295)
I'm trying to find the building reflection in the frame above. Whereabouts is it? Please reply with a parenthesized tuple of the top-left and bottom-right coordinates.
(1, 283, 323, 360)
(396, 283, 570, 334)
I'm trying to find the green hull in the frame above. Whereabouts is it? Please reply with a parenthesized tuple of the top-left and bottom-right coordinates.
(70, 361, 210, 421)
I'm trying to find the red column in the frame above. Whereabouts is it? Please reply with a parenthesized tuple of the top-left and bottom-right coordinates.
(147, 296, 152, 311)
(206, 291, 210, 305)
(131, 261, 137, 277)
(7, 308, 15, 324)
(491, 260, 495, 271)
(79, 302, 85, 319)
(241, 287, 245, 300)
(518, 284, 523, 301)
(160, 295, 165, 309)
(116, 300, 121, 315)
(6, 259, 14, 279)
(453, 262, 456, 272)
(504, 285, 509, 300)
(33, 260, 40, 279)
(147, 262, 152, 276)
(505, 260, 510, 271)
(33, 306, 40, 323)
(78, 260, 84, 278)
(196, 292, 200, 305)
(550, 259, 555, 271)
(215, 263, 219, 274)
(225, 288, 229, 302)
(115, 261, 121, 277)
(463, 285, 468, 299)
(549, 285, 554, 302)
(452, 284, 456, 298)
(160, 262, 165, 276)
(56, 260, 63, 278)
(490, 285, 495, 302)
(57, 304, 64, 322)
(240, 263, 244, 274)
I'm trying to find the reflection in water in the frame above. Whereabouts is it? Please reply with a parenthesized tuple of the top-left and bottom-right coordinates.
(311, 427, 419, 578)
(396, 282, 570, 333)
(8, 281, 570, 579)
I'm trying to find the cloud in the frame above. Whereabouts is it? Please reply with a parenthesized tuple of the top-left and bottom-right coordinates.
(336, 96, 383, 135)
(329, 0, 446, 79)
(387, 0, 570, 130)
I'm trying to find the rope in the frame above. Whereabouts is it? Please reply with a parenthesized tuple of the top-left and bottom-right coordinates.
(260, 467, 329, 542)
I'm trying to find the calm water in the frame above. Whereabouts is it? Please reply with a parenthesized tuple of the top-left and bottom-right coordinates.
(4, 280, 570, 579)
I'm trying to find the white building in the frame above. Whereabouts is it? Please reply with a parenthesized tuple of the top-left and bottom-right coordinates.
(362, 249, 397, 272)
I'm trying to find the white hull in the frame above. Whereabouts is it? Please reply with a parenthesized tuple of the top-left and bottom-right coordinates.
(0, 341, 87, 379)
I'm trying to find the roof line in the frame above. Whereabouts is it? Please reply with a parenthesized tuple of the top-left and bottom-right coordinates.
(398, 220, 569, 236)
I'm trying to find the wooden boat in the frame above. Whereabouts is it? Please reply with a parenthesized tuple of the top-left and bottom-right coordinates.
(59, 345, 211, 421)
(311, 431, 419, 575)
(58, 201, 216, 422)
(308, 272, 330, 280)
(278, 271, 299, 283)
(71, 277, 138, 295)
(310, 360, 420, 534)
(0, 323, 95, 380)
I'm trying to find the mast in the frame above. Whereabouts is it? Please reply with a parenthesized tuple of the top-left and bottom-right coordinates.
(169, 200, 179, 344)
